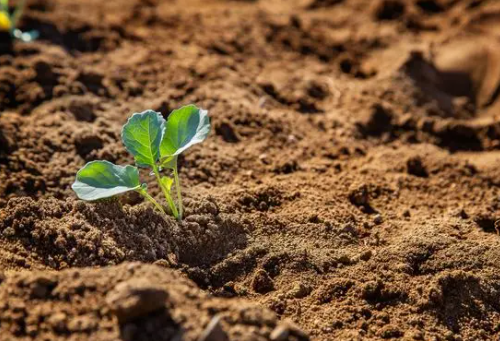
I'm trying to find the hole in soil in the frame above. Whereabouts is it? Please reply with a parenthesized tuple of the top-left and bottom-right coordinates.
(307, 0, 344, 10)
(0, 129, 10, 164)
(356, 104, 394, 136)
(374, 0, 406, 21)
(467, 0, 484, 9)
(473, 215, 499, 234)
(0, 32, 13, 55)
(416, 0, 445, 14)
(265, 21, 345, 63)
(118, 310, 179, 341)
(4, 177, 46, 197)
(34, 60, 59, 97)
(339, 56, 375, 79)
(340, 59, 352, 73)
(68, 100, 97, 122)
(76, 71, 109, 97)
(307, 81, 329, 100)
(27, 0, 55, 12)
(298, 99, 323, 114)
(155, 102, 173, 118)
(435, 124, 483, 152)
(75, 135, 104, 158)
(215, 122, 240, 143)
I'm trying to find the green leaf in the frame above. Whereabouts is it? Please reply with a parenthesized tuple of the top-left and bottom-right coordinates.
(0, 0, 8, 13)
(160, 105, 210, 160)
(160, 176, 173, 192)
(159, 155, 176, 169)
(122, 110, 165, 168)
(72, 161, 141, 201)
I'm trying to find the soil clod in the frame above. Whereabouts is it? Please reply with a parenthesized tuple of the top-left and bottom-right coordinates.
(106, 277, 169, 324)
(252, 269, 275, 294)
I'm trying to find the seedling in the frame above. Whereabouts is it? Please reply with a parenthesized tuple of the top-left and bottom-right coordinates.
(0, 0, 38, 42)
(72, 105, 210, 221)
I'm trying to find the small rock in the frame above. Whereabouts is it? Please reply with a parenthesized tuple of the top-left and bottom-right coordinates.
(48, 312, 68, 332)
(356, 104, 394, 136)
(359, 250, 373, 261)
(411, 330, 424, 340)
(259, 154, 270, 164)
(349, 184, 370, 207)
(258, 201, 269, 211)
(29, 275, 57, 299)
(459, 209, 469, 219)
(373, 214, 383, 225)
(287, 282, 312, 299)
(377, 324, 403, 339)
(67, 315, 98, 333)
(453, 208, 468, 219)
(105, 278, 168, 323)
(69, 99, 96, 122)
(270, 325, 290, 341)
(270, 320, 309, 341)
(361, 280, 383, 300)
(252, 269, 274, 294)
(198, 315, 229, 341)
(287, 135, 298, 143)
(407, 156, 428, 177)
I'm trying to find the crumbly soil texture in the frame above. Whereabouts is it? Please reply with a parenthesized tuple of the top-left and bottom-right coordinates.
(2, 0, 500, 340)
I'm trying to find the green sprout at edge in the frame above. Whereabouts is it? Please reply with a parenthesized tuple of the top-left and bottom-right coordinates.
(0, 0, 39, 42)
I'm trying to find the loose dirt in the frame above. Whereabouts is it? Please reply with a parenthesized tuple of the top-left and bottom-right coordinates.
(2, 0, 500, 340)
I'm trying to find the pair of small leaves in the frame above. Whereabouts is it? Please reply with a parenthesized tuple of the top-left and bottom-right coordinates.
(121, 105, 210, 168)
(72, 105, 210, 201)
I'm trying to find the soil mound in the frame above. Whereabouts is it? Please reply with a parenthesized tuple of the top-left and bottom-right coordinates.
(0, 262, 305, 341)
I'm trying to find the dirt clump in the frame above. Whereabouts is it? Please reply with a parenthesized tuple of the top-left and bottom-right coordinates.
(0, 262, 300, 341)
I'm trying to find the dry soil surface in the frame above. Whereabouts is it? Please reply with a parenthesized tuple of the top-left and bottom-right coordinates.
(2, 0, 500, 340)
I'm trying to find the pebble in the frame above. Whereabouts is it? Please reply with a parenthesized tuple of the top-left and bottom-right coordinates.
(198, 315, 228, 341)
(251, 269, 274, 294)
(105, 278, 168, 323)
(373, 214, 383, 225)
(270, 320, 308, 341)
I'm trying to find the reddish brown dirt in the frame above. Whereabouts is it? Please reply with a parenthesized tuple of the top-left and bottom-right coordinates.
(2, 0, 500, 340)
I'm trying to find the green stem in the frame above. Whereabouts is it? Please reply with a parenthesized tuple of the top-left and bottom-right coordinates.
(0, 0, 8, 13)
(11, 0, 24, 28)
(173, 157, 183, 221)
(137, 188, 166, 215)
(152, 164, 179, 219)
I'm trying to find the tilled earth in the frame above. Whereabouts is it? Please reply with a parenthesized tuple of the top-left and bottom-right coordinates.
(1, 0, 500, 340)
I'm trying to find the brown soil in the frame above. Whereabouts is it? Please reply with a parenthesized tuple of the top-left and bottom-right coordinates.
(2, 0, 500, 340)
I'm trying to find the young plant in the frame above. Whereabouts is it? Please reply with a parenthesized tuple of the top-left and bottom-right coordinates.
(0, 0, 38, 42)
(72, 105, 210, 221)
